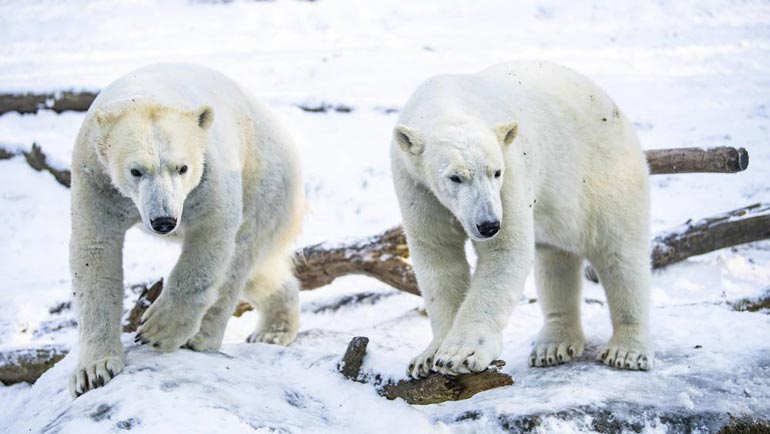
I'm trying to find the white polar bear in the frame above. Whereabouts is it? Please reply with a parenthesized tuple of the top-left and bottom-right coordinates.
(69, 64, 304, 396)
(391, 61, 653, 378)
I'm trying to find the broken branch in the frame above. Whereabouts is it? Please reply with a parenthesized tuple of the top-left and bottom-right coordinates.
(338, 336, 514, 405)
(338, 336, 369, 380)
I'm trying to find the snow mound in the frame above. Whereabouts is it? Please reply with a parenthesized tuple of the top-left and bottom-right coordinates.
(3, 300, 770, 433)
(0, 336, 440, 434)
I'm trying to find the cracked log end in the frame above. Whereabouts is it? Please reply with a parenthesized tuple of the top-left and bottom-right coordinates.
(737, 147, 750, 172)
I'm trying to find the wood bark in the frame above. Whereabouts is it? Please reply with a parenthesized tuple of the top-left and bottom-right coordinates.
(585, 203, 770, 282)
(644, 147, 749, 174)
(0, 91, 97, 115)
(338, 336, 514, 405)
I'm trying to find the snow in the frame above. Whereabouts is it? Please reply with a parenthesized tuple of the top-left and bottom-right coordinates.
(1, 0, 770, 433)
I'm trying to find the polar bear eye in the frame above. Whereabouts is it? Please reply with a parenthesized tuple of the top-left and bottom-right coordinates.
(449, 175, 462, 184)
(130, 169, 142, 178)
(494, 170, 501, 178)
(179, 165, 188, 175)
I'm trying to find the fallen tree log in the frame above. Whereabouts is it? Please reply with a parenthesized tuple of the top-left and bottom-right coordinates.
(0, 345, 69, 385)
(338, 336, 513, 405)
(585, 203, 770, 282)
(0, 90, 97, 115)
(123, 228, 417, 324)
(644, 147, 749, 174)
(650, 203, 770, 268)
(294, 226, 416, 294)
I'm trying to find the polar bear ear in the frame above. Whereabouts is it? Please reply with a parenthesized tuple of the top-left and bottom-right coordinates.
(91, 109, 121, 165)
(93, 109, 120, 129)
(495, 122, 519, 147)
(196, 106, 214, 130)
(394, 125, 423, 155)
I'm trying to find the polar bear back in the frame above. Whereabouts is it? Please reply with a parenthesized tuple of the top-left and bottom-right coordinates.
(92, 63, 252, 116)
(478, 61, 644, 156)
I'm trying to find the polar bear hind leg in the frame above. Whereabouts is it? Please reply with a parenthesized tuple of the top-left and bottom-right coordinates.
(589, 242, 653, 370)
(530, 245, 586, 367)
(588, 180, 653, 371)
(243, 254, 300, 346)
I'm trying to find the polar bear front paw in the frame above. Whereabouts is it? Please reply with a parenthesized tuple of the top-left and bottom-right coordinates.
(432, 330, 502, 375)
(597, 325, 654, 371)
(407, 340, 442, 378)
(530, 324, 585, 367)
(136, 295, 204, 352)
(69, 356, 124, 397)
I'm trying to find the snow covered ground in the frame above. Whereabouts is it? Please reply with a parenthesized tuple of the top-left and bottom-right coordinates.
(1, 0, 769, 432)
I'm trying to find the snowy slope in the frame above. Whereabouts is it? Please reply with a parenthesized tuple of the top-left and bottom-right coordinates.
(1, 0, 770, 433)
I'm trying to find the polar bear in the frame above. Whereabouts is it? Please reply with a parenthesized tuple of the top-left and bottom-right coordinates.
(69, 64, 304, 396)
(391, 61, 653, 377)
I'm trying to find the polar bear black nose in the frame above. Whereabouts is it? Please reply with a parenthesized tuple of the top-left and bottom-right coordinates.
(477, 220, 500, 238)
(151, 217, 177, 234)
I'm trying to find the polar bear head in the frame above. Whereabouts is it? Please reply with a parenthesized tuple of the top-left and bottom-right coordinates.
(394, 121, 518, 241)
(91, 99, 214, 235)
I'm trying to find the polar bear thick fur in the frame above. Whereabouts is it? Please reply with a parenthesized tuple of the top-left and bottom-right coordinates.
(69, 64, 304, 396)
(391, 61, 652, 377)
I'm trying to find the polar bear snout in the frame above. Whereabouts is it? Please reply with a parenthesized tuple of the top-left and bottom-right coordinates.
(150, 217, 178, 234)
(476, 220, 500, 238)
